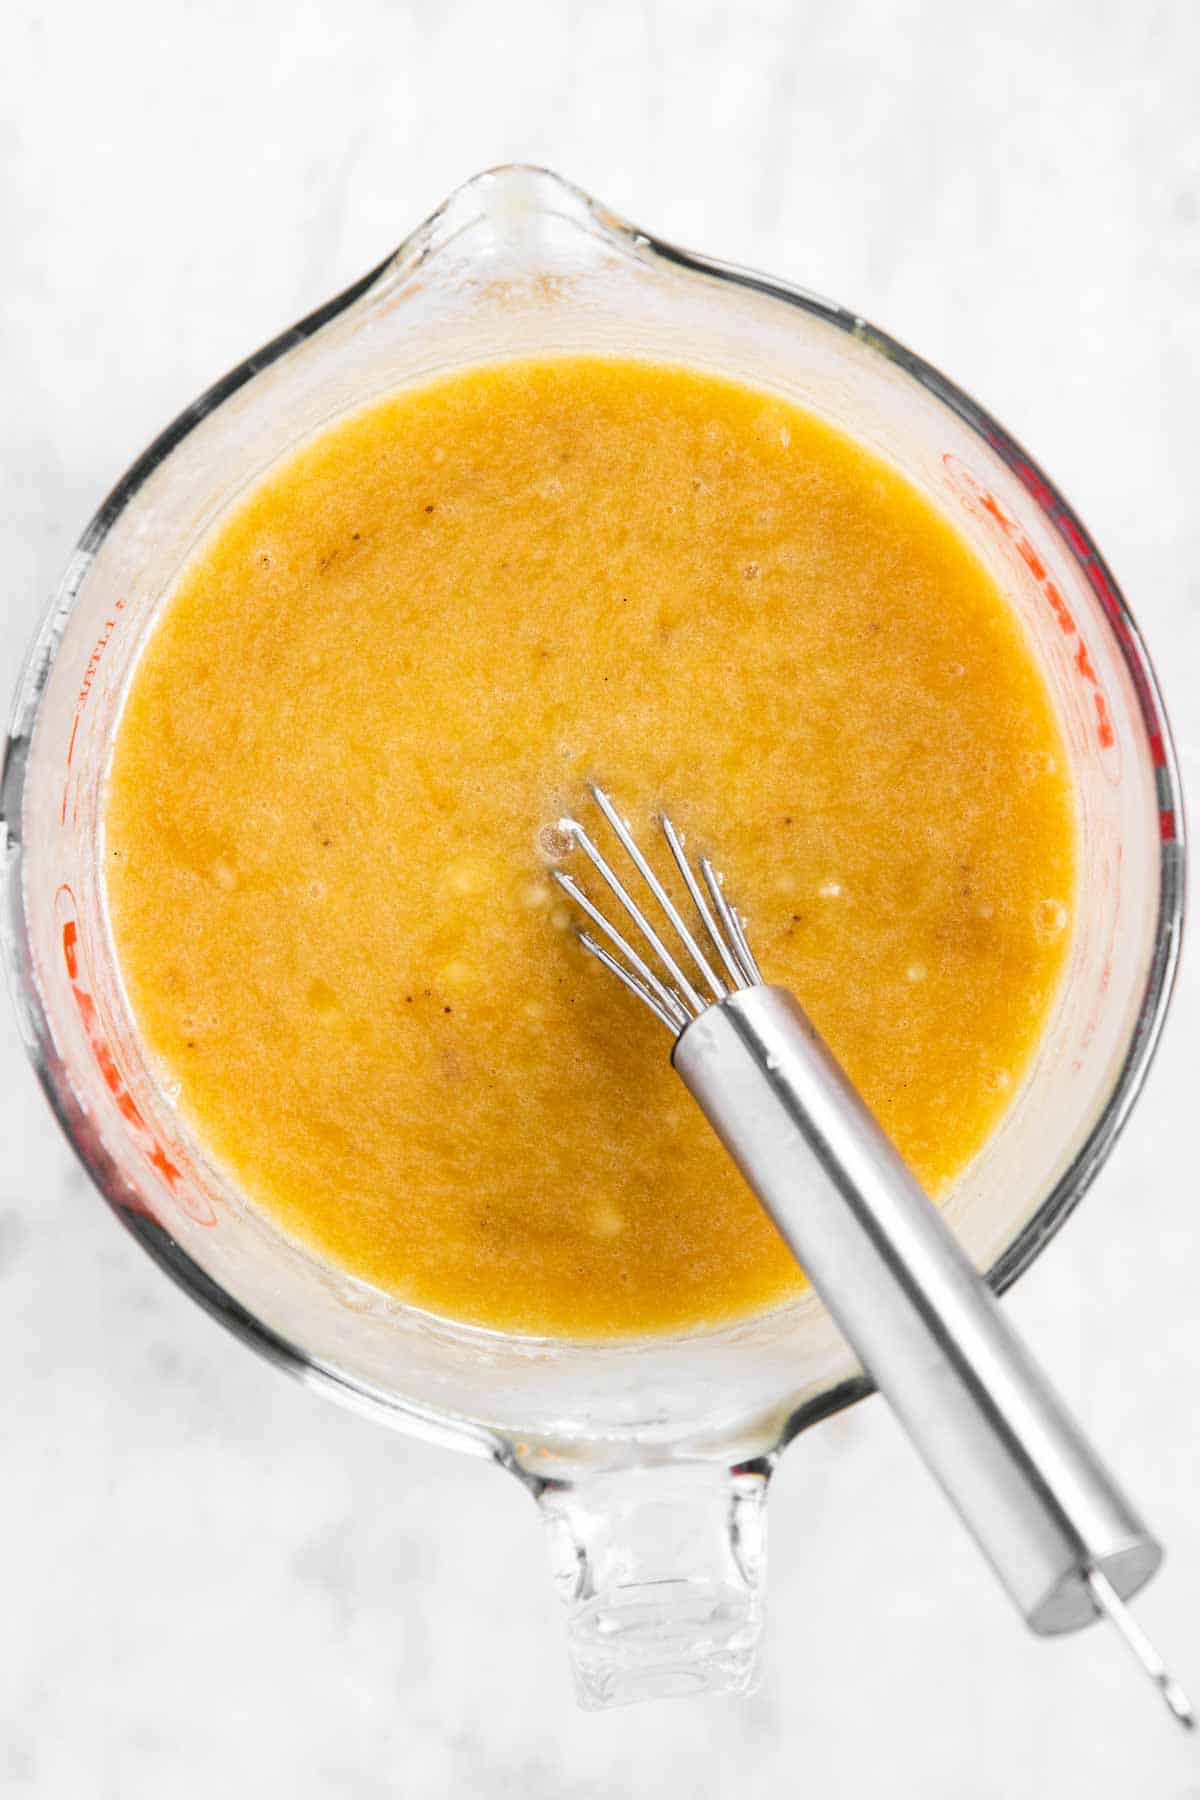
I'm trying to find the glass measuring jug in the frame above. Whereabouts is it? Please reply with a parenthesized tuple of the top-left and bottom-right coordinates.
(1, 166, 1184, 1708)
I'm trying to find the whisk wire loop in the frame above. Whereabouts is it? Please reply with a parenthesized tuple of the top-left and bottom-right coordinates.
(588, 787, 729, 1003)
(659, 814, 747, 992)
(701, 857, 763, 987)
(576, 933, 683, 1034)
(553, 869, 690, 1030)
(554, 819, 704, 1015)
(551, 785, 761, 1035)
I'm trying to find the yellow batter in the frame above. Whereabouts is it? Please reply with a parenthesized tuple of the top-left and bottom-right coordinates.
(104, 358, 1074, 1336)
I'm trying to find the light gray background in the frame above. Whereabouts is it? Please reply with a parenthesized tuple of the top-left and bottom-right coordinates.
(3, 3, 1198, 1795)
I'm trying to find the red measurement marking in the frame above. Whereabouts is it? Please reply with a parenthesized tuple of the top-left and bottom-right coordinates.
(60, 599, 125, 828)
(993, 444, 1176, 771)
(1161, 809, 1178, 842)
(941, 454, 1118, 775)
(978, 489, 1007, 528)
(1042, 582, 1075, 634)
(56, 886, 215, 1227)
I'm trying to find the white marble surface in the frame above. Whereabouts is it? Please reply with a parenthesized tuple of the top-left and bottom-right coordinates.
(3, 2, 1200, 1793)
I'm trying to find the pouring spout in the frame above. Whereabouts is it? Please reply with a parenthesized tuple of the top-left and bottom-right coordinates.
(533, 1459, 769, 1709)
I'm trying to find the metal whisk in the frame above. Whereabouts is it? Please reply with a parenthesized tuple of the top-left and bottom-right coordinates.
(550, 784, 1193, 1730)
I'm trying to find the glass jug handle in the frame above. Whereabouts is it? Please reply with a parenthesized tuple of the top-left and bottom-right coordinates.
(531, 1458, 771, 1708)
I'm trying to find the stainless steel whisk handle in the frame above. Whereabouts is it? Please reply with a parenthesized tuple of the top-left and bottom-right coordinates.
(675, 984, 1158, 1636)
(554, 785, 1191, 1723)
